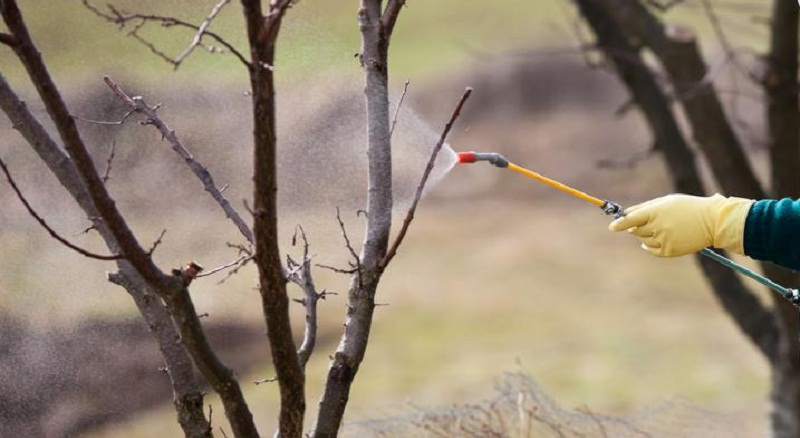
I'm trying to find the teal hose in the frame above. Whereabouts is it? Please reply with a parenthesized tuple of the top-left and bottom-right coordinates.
(699, 248, 800, 305)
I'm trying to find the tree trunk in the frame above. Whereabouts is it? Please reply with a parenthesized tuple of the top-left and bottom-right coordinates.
(240, 1, 306, 437)
(577, 1, 799, 436)
(763, 0, 800, 435)
(313, 2, 396, 436)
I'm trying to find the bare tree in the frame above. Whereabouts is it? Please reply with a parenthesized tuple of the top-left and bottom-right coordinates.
(574, 0, 799, 436)
(0, 0, 478, 436)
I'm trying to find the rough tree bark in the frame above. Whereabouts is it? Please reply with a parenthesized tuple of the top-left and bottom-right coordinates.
(239, 1, 306, 437)
(763, 0, 800, 435)
(2, 1, 259, 436)
(579, 0, 800, 435)
(313, 1, 405, 436)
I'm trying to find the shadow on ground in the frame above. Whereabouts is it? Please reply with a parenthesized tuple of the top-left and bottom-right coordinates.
(0, 315, 269, 437)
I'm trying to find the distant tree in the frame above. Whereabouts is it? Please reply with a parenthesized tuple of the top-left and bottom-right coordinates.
(574, 1, 799, 436)
(0, 0, 469, 436)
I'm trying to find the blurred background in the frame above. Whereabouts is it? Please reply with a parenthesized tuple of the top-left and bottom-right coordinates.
(0, 0, 777, 436)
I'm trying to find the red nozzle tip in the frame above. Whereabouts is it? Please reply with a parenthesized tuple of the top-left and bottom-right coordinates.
(457, 152, 476, 164)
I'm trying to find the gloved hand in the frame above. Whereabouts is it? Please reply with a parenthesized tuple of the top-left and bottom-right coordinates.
(608, 194, 754, 257)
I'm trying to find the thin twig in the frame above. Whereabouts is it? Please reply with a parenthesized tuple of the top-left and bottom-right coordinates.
(389, 79, 410, 137)
(102, 141, 117, 183)
(82, 0, 249, 68)
(381, 87, 472, 269)
(147, 229, 167, 255)
(212, 245, 255, 284)
(74, 223, 97, 237)
(103, 76, 136, 106)
(286, 225, 322, 368)
(315, 263, 357, 275)
(216, 259, 254, 284)
(173, 0, 231, 70)
(0, 156, 122, 260)
(75, 109, 135, 126)
(253, 376, 278, 385)
(258, 0, 295, 45)
(336, 207, 360, 265)
(130, 26, 177, 66)
(102, 76, 254, 245)
(196, 254, 253, 278)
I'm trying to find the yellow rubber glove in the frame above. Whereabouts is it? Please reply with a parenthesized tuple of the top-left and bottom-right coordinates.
(608, 194, 754, 257)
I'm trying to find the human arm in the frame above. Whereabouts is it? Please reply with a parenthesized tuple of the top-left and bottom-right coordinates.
(608, 194, 800, 271)
(743, 198, 800, 271)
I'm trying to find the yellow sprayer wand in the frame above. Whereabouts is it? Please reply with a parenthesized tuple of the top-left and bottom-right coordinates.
(456, 151, 800, 306)
(457, 151, 623, 217)
(506, 163, 606, 208)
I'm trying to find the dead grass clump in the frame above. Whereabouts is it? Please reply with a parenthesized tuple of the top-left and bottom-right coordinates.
(343, 372, 753, 437)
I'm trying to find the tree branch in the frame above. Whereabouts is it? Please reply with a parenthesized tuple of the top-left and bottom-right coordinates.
(0, 155, 122, 260)
(381, 0, 406, 37)
(336, 207, 362, 275)
(258, 0, 295, 46)
(240, 0, 305, 436)
(159, 277, 259, 438)
(0, 32, 15, 47)
(286, 226, 323, 369)
(4, 5, 255, 433)
(762, 2, 800, 433)
(357, 0, 392, 273)
(102, 76, 255, 245)
(590, 0, 764, 199)
(3, 0, 170, 289)
(389, 79, 409, 137)
(381, 87, 472, 270)
(108, 271, 213, 438)
(196, 254, 253, 279)
(0, 72, 212, 437)
(99, 73, 260, 436)
(764, 0, 800, 199)
(313, 2, 405, 436)
(173, 0, 231, 70)
(576, 0, 778, 362)
(82, 0, 250, 68)
(101, 141, 117, 183)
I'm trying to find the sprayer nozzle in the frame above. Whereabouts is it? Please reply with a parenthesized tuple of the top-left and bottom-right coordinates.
(456, 151, 509, 168)
(457, 152, 476, 163)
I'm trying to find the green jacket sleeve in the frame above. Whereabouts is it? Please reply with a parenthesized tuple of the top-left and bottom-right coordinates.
(743, 198, 800, 271)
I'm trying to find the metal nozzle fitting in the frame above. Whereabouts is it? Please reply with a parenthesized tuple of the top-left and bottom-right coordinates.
(601, 200, 624, 218)
(457, 152, 509, 168)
